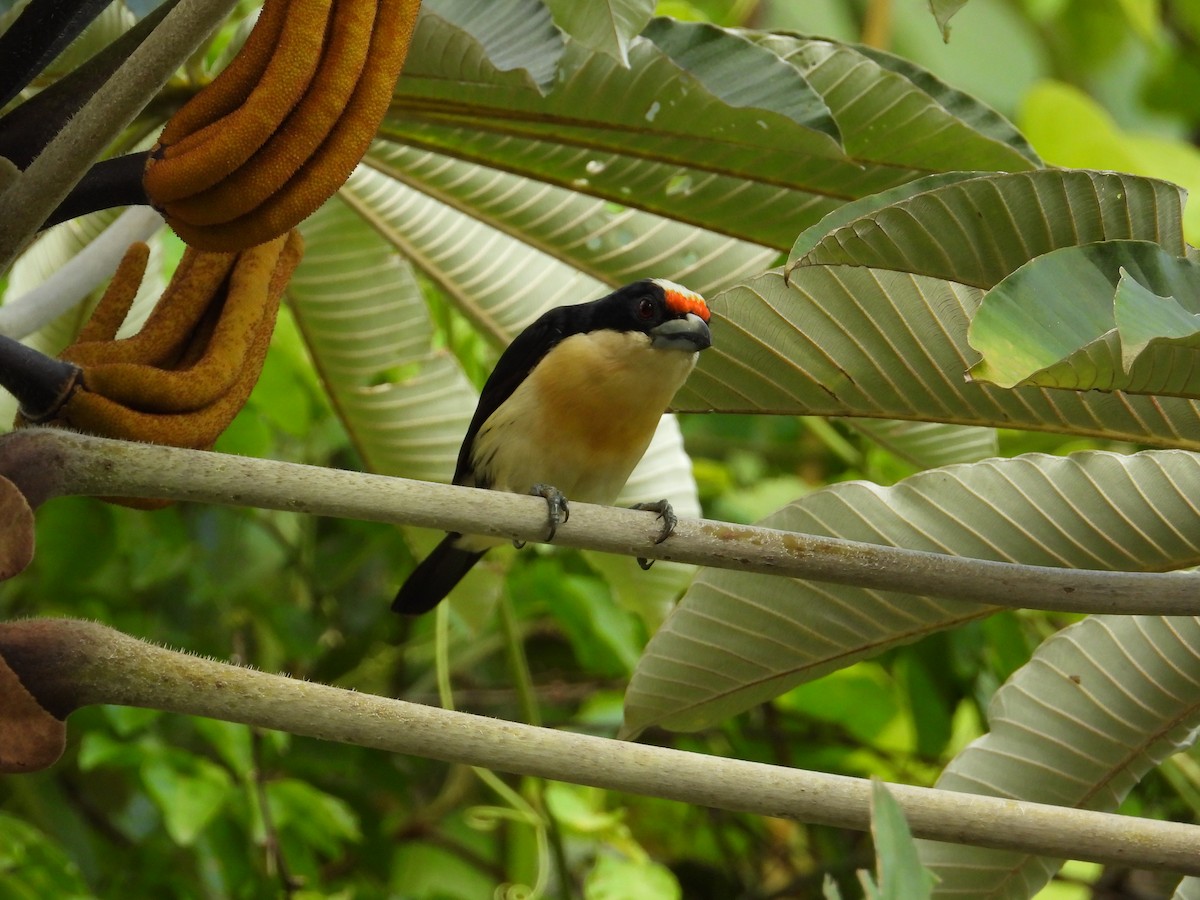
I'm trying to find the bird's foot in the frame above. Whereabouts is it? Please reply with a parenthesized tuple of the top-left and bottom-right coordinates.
(630, 498, 676, 569)
(527, 483, 569, 543)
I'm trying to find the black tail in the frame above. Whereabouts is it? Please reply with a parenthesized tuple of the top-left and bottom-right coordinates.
(391, 533, 486, 615)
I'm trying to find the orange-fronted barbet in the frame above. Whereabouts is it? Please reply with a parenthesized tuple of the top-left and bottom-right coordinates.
(392, 279, 713, 615)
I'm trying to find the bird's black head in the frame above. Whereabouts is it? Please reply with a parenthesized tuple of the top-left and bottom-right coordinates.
(587, 279, 713, 352)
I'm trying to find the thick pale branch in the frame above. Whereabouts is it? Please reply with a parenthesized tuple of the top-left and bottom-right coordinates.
(3, 617, 1198, 875)
(2, 427, 1200, 615)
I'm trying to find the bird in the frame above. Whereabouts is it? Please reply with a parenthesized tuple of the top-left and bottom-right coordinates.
(391, 278, 713, 615)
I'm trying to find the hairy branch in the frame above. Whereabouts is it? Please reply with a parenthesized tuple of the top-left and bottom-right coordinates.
(1, 617, 1198, 875)
(1, 427, 1198, 616)
(0, 0, 239, 271)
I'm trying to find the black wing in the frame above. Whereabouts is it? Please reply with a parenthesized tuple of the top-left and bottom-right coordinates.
(451, 306, 574, 485)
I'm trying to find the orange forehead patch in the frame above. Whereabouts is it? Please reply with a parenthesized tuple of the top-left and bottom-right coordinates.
(652, 278, 711, 323)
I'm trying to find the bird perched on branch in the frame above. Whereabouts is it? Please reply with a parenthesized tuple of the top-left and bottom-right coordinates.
(392, 279, 713, 615)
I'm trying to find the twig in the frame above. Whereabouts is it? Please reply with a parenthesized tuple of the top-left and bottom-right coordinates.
(4, 427, 1200, 617)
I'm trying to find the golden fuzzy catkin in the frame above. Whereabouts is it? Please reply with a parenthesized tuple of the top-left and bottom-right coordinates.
(143, 0, 420, 252)
(14, 232, 305, 508)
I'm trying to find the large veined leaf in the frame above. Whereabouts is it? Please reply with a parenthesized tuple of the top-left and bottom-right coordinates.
(422, 0, 564, 93)
(642, 18, 841, 142)
(360, 141, 775, 300)
(788, 170, 1186, 289)
(968, 240, 1200, 397)
(286, 197, 476, 481)
(917, 615, 1200, 899)
(752, 32, 1038, 170)
(622, 450, 1200, 736)
(543, 0, 653, 65)
(676, 269, 1200, 450)
(849, 43, 1037, 163)
(841, 419, 998, 469)
(387, 16, 1036, 252)
(787, 171, 989, 262)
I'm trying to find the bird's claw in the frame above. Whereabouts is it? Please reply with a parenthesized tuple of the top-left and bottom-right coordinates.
(530, 483, 569, 542)
(631, 499, 676, 570)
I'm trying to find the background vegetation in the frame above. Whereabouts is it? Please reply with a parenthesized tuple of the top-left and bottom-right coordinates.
(3, 0, 1200, 898)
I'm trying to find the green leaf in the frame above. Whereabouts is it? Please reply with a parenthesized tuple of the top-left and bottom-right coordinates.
(584, 853, 681, 900)
(677, 270, 1200, 450)
(871, 781, 935, 900)
(788, 170, 1186, 289)
(544, 0, 653, 65)
(788, 171, 988, 262)
(392, 19, 1036, 252)
(193, 719, 254, 779)
(928, 0, 971, 40)
(140, 755, 233, 846)
(623, 450, 1200, 735)
(423, 0, 564, 92)
(545, 783, 626, 834)
(967, 241, 1200, 396)
(0, 813, 91, 899)
(360, 140, 773, 305)
(776, 665, 902, 747)
(1019, 81, 1200, 243)
(917, 615, 1200, 897)
(843, 419, 998, 470)
(642, 17, 841, 142)
(849, 44, 1039, 164)
(265, 779, 361, 856)
(1115, 267, 1200, 369)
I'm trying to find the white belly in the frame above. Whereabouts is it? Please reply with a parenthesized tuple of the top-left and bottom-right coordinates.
(470, 330, 698, 505)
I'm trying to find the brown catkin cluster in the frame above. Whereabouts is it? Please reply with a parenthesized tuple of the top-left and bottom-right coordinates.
(143, 0, 420, 252)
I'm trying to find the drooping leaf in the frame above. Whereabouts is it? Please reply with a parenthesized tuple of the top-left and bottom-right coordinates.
(642, 17, 841, 142)
(676, 269, 1200, 450)
(789, 170, 1186, 289)
(544, 0, 654, 65)
(927, 0, 971, 41)
(422, 0, 564, 92)
(849, 43, 1039, 165)
(917, 615, 1200, 898)
(623, 450, 1200, 736)
(968, 240, 1200, 396)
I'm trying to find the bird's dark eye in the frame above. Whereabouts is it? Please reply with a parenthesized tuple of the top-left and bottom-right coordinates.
(636, 298, 656, 320)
